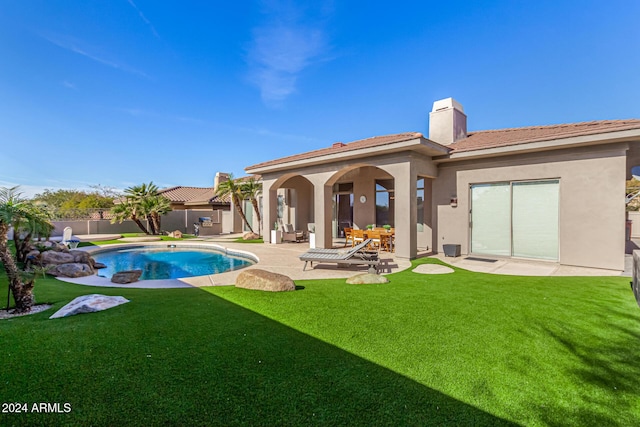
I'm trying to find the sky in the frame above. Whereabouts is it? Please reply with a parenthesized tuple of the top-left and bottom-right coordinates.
(1, 0, 639, 198)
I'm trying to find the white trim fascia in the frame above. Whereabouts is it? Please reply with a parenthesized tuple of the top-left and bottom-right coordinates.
(246, 138, 449, 174)
(433, 128, 640, 163)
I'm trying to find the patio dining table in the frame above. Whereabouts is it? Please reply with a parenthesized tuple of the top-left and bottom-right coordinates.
(364, 230, 395, 252)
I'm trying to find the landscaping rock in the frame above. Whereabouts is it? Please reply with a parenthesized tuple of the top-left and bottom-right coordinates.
(346, 273, 389, 284)
(41, 251, 76, 265)
(111, 270, 143, 284)
(50, 263, 95, 278)
(26, 249, 41, 259)
(70, 250, 93, 265)
(50, 294, 130, 319)
(243, 232, 260, 240)
(93, 262, 107, 269)
(412, 264, 455, 274)
(235, 269, 295, 292)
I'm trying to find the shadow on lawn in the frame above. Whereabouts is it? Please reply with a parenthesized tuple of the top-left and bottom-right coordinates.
(531, 302, 640, 426)
(1, 283, 517, 426)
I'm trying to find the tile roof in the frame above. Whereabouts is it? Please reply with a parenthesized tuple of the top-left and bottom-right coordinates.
(448, 119, 640, 153)
(245, 132, 424, 170)
(159, 186, 230, 205)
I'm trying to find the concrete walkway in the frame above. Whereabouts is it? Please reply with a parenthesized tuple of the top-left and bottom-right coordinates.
(57, 234, 629, 289)
(59, 238, 411, 289)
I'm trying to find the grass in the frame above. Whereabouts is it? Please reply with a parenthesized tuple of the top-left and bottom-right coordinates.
(232, 237, 264, 243)
(78, 233, 197, 247)
(1, 257, 639, 426)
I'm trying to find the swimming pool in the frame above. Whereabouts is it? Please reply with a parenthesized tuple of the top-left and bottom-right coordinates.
(92, 245, 255, 280)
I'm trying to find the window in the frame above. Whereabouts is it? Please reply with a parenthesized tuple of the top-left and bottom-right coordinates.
(470, 180, 559, 260)
(375, 179, 394, 227)
(417, 178, 425, 232)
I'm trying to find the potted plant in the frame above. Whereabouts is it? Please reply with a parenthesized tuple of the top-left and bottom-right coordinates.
(383, 224, 391, 231)
(366, 224, 374, 230)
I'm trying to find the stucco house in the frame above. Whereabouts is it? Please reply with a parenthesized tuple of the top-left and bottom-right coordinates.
(245, 98, 640, 271)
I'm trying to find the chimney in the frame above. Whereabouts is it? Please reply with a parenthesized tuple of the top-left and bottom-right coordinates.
(428, 97, 467, 145)
(214, 172, 230, 191)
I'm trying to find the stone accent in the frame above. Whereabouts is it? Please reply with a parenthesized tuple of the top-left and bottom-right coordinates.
(111, 270, 143, 284)
(29, 246, 101, 279)
(235, 269, 295, 292)
(41, 251, 75, 265)
(346, 273, 389, 284)
(243, 232, 260, 240)
(50, 294, 130, 319)
(50, 263, 95, 278)
(412, 264, 455, 274)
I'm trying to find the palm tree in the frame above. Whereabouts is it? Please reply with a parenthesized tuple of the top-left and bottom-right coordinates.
(110, 198, 149, 234)
(110, 182, 171, 235)
(241, 177, 262, 236)
(13, 202, 54, 263)
(0, 187, 53, 313)
(216, 174, 254, 233)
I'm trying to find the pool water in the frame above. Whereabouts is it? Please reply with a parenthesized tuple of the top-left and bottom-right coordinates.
(93, 247, 254, 280)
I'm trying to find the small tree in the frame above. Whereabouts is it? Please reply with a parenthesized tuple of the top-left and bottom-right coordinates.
(0, 187, 53, 313)
(216, 174, 254, 233)
(241, 177, 262, 236)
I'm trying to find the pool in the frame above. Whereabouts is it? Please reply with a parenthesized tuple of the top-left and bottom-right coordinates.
(92, 245, 255, 280)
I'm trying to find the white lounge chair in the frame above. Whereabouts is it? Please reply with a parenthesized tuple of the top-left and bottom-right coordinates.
(61, 227, 73, 246)
(299, 239, 380, 273)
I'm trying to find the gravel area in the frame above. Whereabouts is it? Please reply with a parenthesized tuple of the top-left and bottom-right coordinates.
(0, 304, 53, 320)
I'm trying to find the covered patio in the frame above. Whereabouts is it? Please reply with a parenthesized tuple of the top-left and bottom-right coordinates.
(245, 133, 449, 260)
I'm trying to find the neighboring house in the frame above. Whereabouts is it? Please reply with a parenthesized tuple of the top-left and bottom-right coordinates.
(158, 172, 262, 235)
(245, 97, 640, 271)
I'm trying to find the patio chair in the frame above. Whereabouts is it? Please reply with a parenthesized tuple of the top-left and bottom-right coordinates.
(280, 221, 305, 243)
(352, 229, 365, 246)
(343, 227, 353, 247)
(299, 239, 380, 274)
(61, 227, 74, 247)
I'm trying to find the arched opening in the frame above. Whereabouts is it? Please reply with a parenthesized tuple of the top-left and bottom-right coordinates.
(326, 164, 395, 242)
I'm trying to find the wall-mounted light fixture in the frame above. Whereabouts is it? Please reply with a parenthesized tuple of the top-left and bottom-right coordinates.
(450, 196, 458, 207)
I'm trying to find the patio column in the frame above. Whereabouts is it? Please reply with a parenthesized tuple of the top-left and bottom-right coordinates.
(387, 162, 417, 259)
(261, 179, 278, 243)
(313, 182, 334, 249)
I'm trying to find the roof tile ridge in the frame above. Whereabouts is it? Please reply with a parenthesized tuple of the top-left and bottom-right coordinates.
(467, 119, 640, 135)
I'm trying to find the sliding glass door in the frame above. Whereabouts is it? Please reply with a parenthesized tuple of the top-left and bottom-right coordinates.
(471, 180, 559, 260)
(470, 183, 511, 256)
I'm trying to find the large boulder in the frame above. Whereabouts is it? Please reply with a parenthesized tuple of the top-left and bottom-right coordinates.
(50, 294, 130, 319)
(235, 269, 295, 292)
(111, 270, 143, 284)
(41, 251, 75, 265)
(69, 250, 93, 265)
(243, 232, 260, 240)
(346, 273, 389, 284)
(50, 263, 95, 278)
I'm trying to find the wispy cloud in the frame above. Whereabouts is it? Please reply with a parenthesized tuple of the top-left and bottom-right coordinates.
(62, 80, 76, 89)
(117, 107, 205, 124)
(126, 0, 161, 40)
(247, 1, 333, 106)
(41, 32, 148, 78)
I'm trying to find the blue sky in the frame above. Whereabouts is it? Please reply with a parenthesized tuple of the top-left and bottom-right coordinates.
(1, 0, 639, 197)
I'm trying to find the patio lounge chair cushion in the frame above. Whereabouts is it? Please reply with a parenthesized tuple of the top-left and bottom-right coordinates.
(299, 239, 380, 274)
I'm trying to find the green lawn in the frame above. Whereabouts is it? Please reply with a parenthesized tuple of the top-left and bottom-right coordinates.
(78, 233, 196, 247)
(1, 258, 639, 426)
